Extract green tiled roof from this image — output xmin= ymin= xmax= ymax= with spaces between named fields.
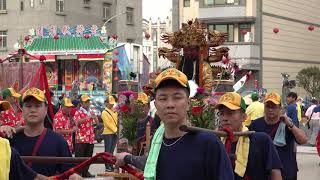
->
xmin=26 ymin=36 xmax=108 ymax=52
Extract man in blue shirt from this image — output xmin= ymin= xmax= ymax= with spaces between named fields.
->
xmin=286 ymin=92 xmax=299 ymax=126
xmin=217 ymin=92 xmax=282 ymax=180
xmin=9 ymin=88 xmax=82 ymax=179
xmin=250 ymin=92 xmax=307 ymax=180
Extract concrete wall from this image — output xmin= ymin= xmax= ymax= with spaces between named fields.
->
xmin=0 ymin=0 xmax=142 ymax=58
xmin=262 ymin=0 xmax=320 ymax=96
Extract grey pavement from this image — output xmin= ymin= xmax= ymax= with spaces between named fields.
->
xmin=85 ymin=143 xmax=320 ymax=179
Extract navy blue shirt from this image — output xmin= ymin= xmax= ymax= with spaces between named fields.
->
xmin=286 ymin=103 xmax=299 ymax=126
xmin=156 ymin=131 xmax=234 ymax=180
xmin=11 ymin=129 xmax=73 ymax=176
xmin=249 ymin=117 xmax=298 ymax=179
xmin=10 ymin=147 xmax=37 ymax=180
xmin=231 ymin=132 xmax=282 ymax=180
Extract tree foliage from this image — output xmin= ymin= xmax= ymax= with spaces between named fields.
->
xmin=296 ymin=67 xmax=320 ymax=98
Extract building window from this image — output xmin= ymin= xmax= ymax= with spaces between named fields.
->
xmin=204 ymin=0 xmax=239 ymax=6
xmin=0 ymin=31 xmax=7 ymax=48
xmin=239 ymin=24 xmax=251 ymax=42
xmin=127 ymin=39 xmax=134 ymax=43
xmin=184 ymin=0 xmax=190 ymax=7
xmin=126 ymin=7 xmax=134 ymax=25
xmin=208 ymin=24 xmax=234 ymax=42
xmin=152 ymin=29 xmax=157 ymax=46
xmin=103 ymin=3 xmax=111 ymax=20
xmin=0 ymin=0 xmax=6 ymax=10
xmin=83 ymin=0 xmax=90 ymax=4
xmin=56 ymin=0 xmax=64 ymax=12
xmin=20 ymin=1 xmax=24 ymax=11
xmin=205 ymin=0 xmax=214 ymax=6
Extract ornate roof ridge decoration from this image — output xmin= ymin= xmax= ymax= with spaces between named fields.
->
xmin=161 ymin=19 xmax=227 ymax=48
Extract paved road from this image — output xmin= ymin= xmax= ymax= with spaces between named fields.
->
xmin=85 ymin=144 xmax=320 ymax=179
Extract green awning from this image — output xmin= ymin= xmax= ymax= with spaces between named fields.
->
xmin=25 ymin=36 xmax=108 ymax=52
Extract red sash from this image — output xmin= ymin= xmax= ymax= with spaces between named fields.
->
xmin=269 ymin=121 xmax=281 ymax=138
xmin=28 ymin=128 xmax=47 ymax=167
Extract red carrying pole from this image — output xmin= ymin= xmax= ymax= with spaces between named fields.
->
xmin=40 ymin=61 xmax=54 ymax=120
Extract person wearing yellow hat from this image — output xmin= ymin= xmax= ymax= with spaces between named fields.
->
xmin=249 ymin=91 xmax=308 ymax=180
xmin=116 ymin=68 xmax=234 ymax=179
xmin=216 ymin=92 xmax=282 ymax=179
xmin=9 ymin=87 xmax=82 ymax=179
xmin=101 ymin=95 xmax=118 ymax=172
xmin=244 ymin=92 xmax=264 ymax=126
xmin=0 ymin=88 xmax=22 ymax=127
xmin=73 ymin=94 xmax=99 ymax=177
xmin=53 ymin=97 xmax=77 ymax=152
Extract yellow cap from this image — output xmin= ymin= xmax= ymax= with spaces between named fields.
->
xmin=0 ymin=101 xmax=12 ymax=111
xmin=61 ymin=97 xmax=74 ymax=107
xmin=80 ymin=94 xmax=90 ymax=102
xmin=154 ymin=68 xmax=188 ymax=89
xmin=22 ymin=88 xmax=46 ymax=102
xmin=216 ymin=92 xmax=246 ymax=111
xmin=137 ymin=92 xmax=148 ymax=104
xmin=264 ymin=92 xmax=281 ymax=105
xmin=108 ymin=95 xmax=116 ymax=105
xmin=2 ymin=88 xmax=21 ymax=99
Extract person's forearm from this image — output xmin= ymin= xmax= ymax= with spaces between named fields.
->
xmin=124 ymin=155 xmax=147 ymax=171
xmin=271 ymin=169 xmax=282 ymax=180
xmin=290 ymin=125 xmax=308 ymax=144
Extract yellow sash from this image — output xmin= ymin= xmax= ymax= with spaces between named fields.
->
xmin=222 ymin=126 xmax=250 ymax=177
xmin=0 ymin=137 xmax=11 ymax=180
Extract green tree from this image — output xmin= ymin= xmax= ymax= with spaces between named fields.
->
xmin=296 ymin=67 xmax=320 ymax=98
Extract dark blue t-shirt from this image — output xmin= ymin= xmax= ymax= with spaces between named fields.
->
xmin=231 ymin=132 xmax=282 ymax=180
xmin=286 ymin=103 xmax=299 ymax=126
xmin=10 ymin=147 xmax=37 ymax=180
xmin=11 ymin=129 xmax=73 ymax=176
xmin=249 ymin=117 xmax=298 ymax=179
xmin=156 ymin=131 xmax=234 ymax=180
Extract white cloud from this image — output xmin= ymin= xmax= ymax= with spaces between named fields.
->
xmin=143 ymin=0 xmax=172 ymax=21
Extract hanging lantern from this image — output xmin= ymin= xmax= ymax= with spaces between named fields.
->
xmin=113 ymin=58 xmax=119 ymax=63
xmin=113 ymin=67 xmax=119 ymax=72
xmin=240 ymin=29 xmax=247 ymax=35
xmin=308 ymin=25 xmax=315 ymax=31
xmin=273 ymin=28 xmax=279 ymax=34
xmin=145 ymin=32 xmax=150 ymax=40
xmin=54 ymin=35 xmax=59 ymax=40
xmin=39 ymin=55 xmax=46 ymax=61
xmin=112 ymin=34 xmax=118 ymax=40
xmin=84 ymin=34 xmax=91 ymax=39
xmin=24 ymin=36 xmax=30 ymax=42
xmin=113 ymin=50 xmax=119 ymax=55
xmin=114 ymin=76 xmax=119 ymax=81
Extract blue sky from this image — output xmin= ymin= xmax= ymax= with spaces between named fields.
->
xmin=143 ymin=0 xmax=172 ymax=20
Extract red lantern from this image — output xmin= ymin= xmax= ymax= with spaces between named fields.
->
xmin=113 ymin=67 xmax=119 ymax=72
xmin=84 ymin=34 xmax=90 ymax=39
xmin=112 ymin=34 xmax=118 ymax=40
xmin=113 ymin=50 xmax=119 ymax=56
xmin=145 ymin=32 xmax=150 ymax=39
xmin=24 ymin=36 xmax=30 ymax=42
xmin=114 ymin=76 xmax=119 ymax=81
xmin=54 ymin=35 xmax=59 ymax=40
xmin=113 ymin=58 xmax=119 ymax=63
xmin=273 ymin=28 xmax=279 ymax=34
xmin=240 ymin=29 xmax=247 ymax=35
xmin=308 ymin=25 xmax=315 ymax=31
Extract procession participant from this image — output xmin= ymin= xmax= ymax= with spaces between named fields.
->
xmin=143 ymin=68 xmax=233 ymax=180
xmin=244 ymin=92 xmax=264 ymax=126
xmin=1 ymin=87 xmax=22 ymax=127
xmin=305 ymin=99 xmax=320 ymax=146
xmin=73 ymin=94 xmax=99 ymax=178
xmin=101 ymin=95 xmax=118 ymax=172
xmin=286 ymin=92 xmax=299 ymax=126
xmin=250 ymin=92 xmax=308 ymax=180
xmin=53 ymin=97 xmax=77 ymax=152
xmin=217 ymin=92 xmax=282 ymax=180
xmin=10 ymin=87 xmax=81 ymax=179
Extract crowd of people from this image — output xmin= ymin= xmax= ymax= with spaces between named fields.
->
xmin=0 ymin=67 xmax=319 ymax=179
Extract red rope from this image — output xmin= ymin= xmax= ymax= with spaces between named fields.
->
xmin=222 ymin=127 xmax=234 ymax=154
xmin=50 ymin=152 xmax=144 ymax=180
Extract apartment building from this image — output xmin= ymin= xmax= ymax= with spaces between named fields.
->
xmin=173 ymin=0 xmax=320 ymax=95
